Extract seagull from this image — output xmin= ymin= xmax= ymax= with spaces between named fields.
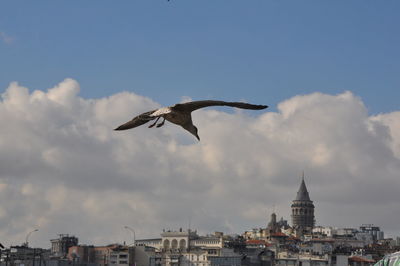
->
xmin=114 ymin=100 xmax=268 ymax=141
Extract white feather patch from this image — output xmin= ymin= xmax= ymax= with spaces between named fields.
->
xmin=150 ymin=107 xmax=171 ymax=117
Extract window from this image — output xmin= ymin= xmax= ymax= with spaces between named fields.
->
xmin=163 ymin=239 xmax=170 ymax=250
xmin=179 ymin=239 xmax=186 ymax=249
xmin=208 ymin=250 xmax=217 ymax=255
xmin=171 ymin=239 xmax=178 ymax=249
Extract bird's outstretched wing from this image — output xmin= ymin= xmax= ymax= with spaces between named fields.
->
xmin=114 ymin=110 xmax=157 ymax=130
xmin=172 ymin=100 xmax=268 ymax=113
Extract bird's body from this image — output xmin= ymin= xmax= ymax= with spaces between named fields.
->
xmin=115 ymin=100 xmax=268 ymax=140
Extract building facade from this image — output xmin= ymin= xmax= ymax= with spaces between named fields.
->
xmin=50 ymin=234 xmax=79 ymax=258
xmin=136 ymin=229 xmax=225 ymax=265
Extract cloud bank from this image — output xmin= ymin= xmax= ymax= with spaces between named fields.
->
xmin=1 ymin=79 xmax=399 ymax=247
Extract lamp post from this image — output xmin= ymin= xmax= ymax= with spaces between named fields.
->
xmin=123 ymin=226 xmax=136 ymax=266
xmin=24 ymin=229 xmax=38 ymax=266
xmin=25 ymin=229 xmax=39 ymax=247
xmin=123 ymin=226 xmax=136 ymax=246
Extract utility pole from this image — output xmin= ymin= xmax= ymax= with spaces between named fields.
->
xmin=39 ymin=250 xmax=43 ymax=266
xmin=5 ymin=249 xmax=9 ymax=266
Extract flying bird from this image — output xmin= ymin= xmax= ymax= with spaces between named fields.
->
xmin=114 ymin=100 xmax=268 ymax=140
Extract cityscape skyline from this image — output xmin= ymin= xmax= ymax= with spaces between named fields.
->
xmin=2 ymin=222 xmax=393 ymax=266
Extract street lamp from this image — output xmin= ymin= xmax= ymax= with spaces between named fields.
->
xmin=123 ymin=226 xmax=137 ymax=266
xmin=25 ymin=229 xmax=39 ymax=247
xmin=24 ymin=229 xmax=38 ymax=266
xmin=123 ymin=226 xmax=136 ymax=246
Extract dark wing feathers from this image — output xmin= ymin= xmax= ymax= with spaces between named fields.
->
xmin=172 ymin=100 xmax=268 ymax=113
xmin=114 ymin=110 xmax=157 ymax=130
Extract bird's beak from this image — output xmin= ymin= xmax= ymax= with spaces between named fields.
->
xmin=196 ymin=134 xmax=200 ymax=141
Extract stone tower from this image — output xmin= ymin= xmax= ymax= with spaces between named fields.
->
xmin=291 ymin=174 xmax=315 ymax=236
xmin=267 ymin=212 xmax=279 ymax=234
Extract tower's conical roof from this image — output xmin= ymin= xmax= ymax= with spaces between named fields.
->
xmin=295 ymin=175 xmax=311 ymax=201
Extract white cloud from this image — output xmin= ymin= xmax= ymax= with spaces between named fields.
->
xmin=0 ymin=79 xmax=399 ymax=247
xmin=371 ymin=112 xmax=400 ymax=159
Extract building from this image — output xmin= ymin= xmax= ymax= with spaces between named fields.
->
xmin=108 ymin=246 xmax=134 ymax=266
xmin=50 ymin=234 xmax=78 ymax=258
xmin=312 ymin=226 xmax=334 ymax=238
xmin=267 ymin=213 xmax=280 ymax=235
xmin=67 ymin=244 xmax=139 ymax=266
xmin=161 ymin=229 xmax=191 ymax=252
xmin=291 ymin=175 xmax=315 ymax=237
xmin=67 ymin=245 xmax=95 ymax=263
xmin=275 ymin=251 xmax=330 ymax=266
xmin=359 ymin=224 xmax=384 ymax=242
xmin=0 ymin=246 xmax=51 ymax=266
xmin=136 ymin=229 xmax=225 ymax=265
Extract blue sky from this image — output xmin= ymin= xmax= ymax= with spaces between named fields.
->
xmin=1 ymin=0 xmax=399 ymax=113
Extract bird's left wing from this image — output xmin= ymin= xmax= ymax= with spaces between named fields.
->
xmin=172 ymin=100 xmax=268 ymax=112
xmin=114 ymin=110 xmax=157 ymax=130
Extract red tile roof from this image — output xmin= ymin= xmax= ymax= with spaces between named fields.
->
xmin=349 ymin=256 xmax=375 ymax=263
xmin=246 ymin=240 xmax=267 ymax=245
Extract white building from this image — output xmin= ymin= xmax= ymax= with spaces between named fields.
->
xmin=312 ymin=226 xmax=334 ymax=237
xmin=334 ymin=228 xmax=357 ymax=237
xmin=137 ymin=229 xmax=224 ymax=266
xmin=276 ymin=251 xmax=330 ymax=266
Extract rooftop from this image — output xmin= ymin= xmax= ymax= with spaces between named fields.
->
xmin=295 ymin=176 xmax=311 ymax=201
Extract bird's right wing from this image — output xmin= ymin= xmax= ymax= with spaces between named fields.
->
xmin=173 ymin=100 xmax=268 ymax=112
xmin=114 ymin=110 xmax=156 ymax=130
